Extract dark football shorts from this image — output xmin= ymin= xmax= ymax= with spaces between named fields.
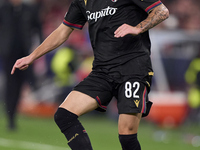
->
xmin=73 ymin=72 xmax=152 ymax=117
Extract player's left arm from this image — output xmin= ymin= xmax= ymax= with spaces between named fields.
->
xmin=114 ymin=3 xmax=169 ymax=38
xmin=137 ymin=3 xmax=169 ymax=33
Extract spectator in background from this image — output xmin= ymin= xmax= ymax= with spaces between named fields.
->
xmin=185 ymin=51 xmax=200 ymax=123
xmin=50 ymin=46 xmax=77 ymax=104
xmin=163 ymin=0 xmax=200 ymax=30
xmin=0 ymin=0 xmax=43 ymax=130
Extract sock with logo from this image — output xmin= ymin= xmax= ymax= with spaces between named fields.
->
xmin=54 ymin=108 xmax=93 ymax=150
xmin=119 ymin=133 xmax=141 ymax=150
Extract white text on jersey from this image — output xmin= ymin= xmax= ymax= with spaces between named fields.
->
xmin=86 ymin=6 xmax=117 ymax=22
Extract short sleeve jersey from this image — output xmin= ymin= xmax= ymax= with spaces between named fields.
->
xmin=63 ymin=0 xmax=162 ymax=80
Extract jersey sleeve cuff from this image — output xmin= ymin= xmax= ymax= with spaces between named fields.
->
xmin=63 ymin=19 xmax=83 ymax=30
xmin=145 ymin=0 xmax=162 ymax=13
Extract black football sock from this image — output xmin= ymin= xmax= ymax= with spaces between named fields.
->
xmin=119 ymin=133 xmax=141 ymax=150
xmin=54 ymin=108 xmax=93 ymax=150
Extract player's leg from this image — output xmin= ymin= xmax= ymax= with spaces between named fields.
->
xmin=118 ymin=113 xmax=142 ymax=150
xmin=59 ymin=90 xmax=98 ymax=116
xmin=54 ymin=91 xmax=98 ymax=150
xmin=54 ymin=72 xmax=113 ymax=150
xmin=116 ymin=77 xmax=152 ymax=150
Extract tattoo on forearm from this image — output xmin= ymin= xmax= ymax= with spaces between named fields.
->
xmin=137 ymin=4 xmax=169 ymax=33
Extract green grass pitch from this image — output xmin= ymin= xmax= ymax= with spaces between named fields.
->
xmin=0 ymin=106 xmax=199 ymax=150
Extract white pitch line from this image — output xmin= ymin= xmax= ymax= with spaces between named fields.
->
xmin=0 ymin=138 xmax=69 ymax=150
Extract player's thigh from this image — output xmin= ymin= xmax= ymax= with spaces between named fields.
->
xmin=116 ymin=78 xmax=149 ymax=115
xmin=59 ymin=91 xmax=98 ymax=116
xmin=118 ymin=113 xmax=142 ymax=135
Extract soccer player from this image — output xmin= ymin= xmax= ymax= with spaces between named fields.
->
xmin=11 ymin=0 xmax=169 ymax=149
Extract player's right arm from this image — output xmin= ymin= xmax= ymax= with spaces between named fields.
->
xmin=11 ymin=23 xmax=74 ymax=75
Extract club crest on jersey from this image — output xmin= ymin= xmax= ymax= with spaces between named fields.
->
xmin=111 ymin=0 xmax=117 ymax=2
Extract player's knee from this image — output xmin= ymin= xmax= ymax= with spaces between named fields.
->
xmin=54 ymin=107 xmax=78 ymax=133
xmin=126 ymin=126 xmax=134 ymax=132
xmin=119 ymin=125 xmax=137 ymax=135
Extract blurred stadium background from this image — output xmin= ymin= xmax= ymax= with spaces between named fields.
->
xmin=0 ymin=0 xmax=200 ymax=149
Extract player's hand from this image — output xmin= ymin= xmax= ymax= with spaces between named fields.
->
xmin=11 ymin=56 xmax=32 ymax=75
xmin=114 ymin=24 xmax=142 ymax=38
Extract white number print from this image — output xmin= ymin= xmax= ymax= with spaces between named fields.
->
xmin=125 ymin=82 xmax=140 ymax=98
